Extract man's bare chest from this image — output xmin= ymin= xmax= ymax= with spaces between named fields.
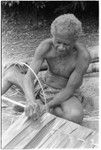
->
xmin=46 ymin=54 xmax=77 ymax=78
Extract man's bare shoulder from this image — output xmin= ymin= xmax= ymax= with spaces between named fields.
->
xmin=75 ymin=41 xmax=90 ymax=73
xmin=38 ymin=38 xmax=53 ymax=51
xmin=41 ymin=38 xmax=53 ymax=45
xmin=35 ymin=38 xmax=53 ymax=57
xmin=75 ymin=42 xmax=90 ymax=60
xmin=75 ymin=41 xmax=90 ymax=61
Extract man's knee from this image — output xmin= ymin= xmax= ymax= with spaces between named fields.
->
xmin=66 ymin=108 xmax=84 ymax=124
xmin=52 ymin=105 xmax=83 ymax=124
xmin=52 ymin=106 xmax=63 ymax=117
xmin=62 ymin=98 xmax=84 ymax=124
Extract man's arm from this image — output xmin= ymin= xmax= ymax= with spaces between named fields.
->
xmin=24 ymin=39 xmax=51 ymax=105
xmin=48 ymin=43 xmax=90 ymax=108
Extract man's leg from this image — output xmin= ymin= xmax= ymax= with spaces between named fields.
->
xmin=2 ymin=77 xmax=13 ymax=95
xmin=2 ymin=65 xmax=26 ymax=111
xmin=52 ymin=96 xmax=84 ymax=124
xmin=2 ymin=65 xmax=25 ymax=95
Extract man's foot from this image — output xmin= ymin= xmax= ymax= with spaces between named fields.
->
xmin=13 ymin=105 xmax=24 ymax=112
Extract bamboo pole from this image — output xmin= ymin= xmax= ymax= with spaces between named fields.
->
xmin=2 ymin=96 xmax=25 ymax=108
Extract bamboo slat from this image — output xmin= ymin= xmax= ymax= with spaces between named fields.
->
xmin=2 ymin=113 xmax=55 ymax=149
xmin=51 ymin=133 xmax=68 ymax=148
xmin=36 ymin=117 xmax=66 ymax=148
xmin=2 ymin=113 xmax=27 ymax=148
xmin=14 ymin=116 xmax=55 ymax=149
xmin=85 ymin=131 xmax=99 ymax=147
xmin=90 ymin=132 xmax=99 ymax=146
xmin=24 ymin=117 xmax=66 ymax=149
xmin=57 ymin=135 xmax=80 ymax=148
xmin=57 ymin=135 xmax=71 ymax=148
xmin=4 ymin=115 xmax=54 ymax=149
xmin=87 ymin=62 xmax=99 ymax=73
xmin=2 ymin=112 xmax=98 ymax=149
xmin=78 ymin=139 xmax=95 ymax=148
xmin=40 ymin=129 xmax=60 ymax=148
xmin=59 ymin=119 xmax=80 ymax=134
xmin=72 ymin=139 xmax=84 ymax=148
xmin=70 ymin=125 xmax=94 ymax=140
xmin=37 ymin=118 xmax=80 ymax=149
xmin=24 ymin=119 xmax=57 ymax=149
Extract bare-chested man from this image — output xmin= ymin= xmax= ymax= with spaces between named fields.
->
xmin=2 ymin=14 xmax=90 ymax=124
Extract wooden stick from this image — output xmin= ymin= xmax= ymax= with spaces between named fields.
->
xmin=84 ymin=72 xmax=99 ymax=78
xmin=90 ymin=58 xmax=99 ymax=63
xmin=2 ymin=96 xmax=25 ymax=108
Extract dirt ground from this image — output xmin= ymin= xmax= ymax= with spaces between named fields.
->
xmin=1 ymin=15 xmax=99 ymax=134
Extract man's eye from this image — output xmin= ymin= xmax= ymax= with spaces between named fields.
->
xmin=63 ymin=43 xmax=68 ymax=46
xmin=65 ymin=44 xmax=70 ymax=47
xmin=57 ymin=42 xmax=61 ymax=44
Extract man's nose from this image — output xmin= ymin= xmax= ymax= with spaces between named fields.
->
xmin=59 ymin=44 xmax=65 ymax=50
xmin=60 ymin=44 xmax=63 ymax=48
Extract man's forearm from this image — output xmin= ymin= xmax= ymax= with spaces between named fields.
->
xmin=48 ymin=87 xmax=74 ymax=108
xmin=23 ymin=74 xmax=36 ymax=104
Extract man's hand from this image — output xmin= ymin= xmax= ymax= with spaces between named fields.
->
xmin=25 ymin=102 xmax=41 ymax=120
xmin=46 ymin=103 xmax=54 ymax=114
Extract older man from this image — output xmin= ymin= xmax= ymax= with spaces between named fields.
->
xmin=2 ymin=14 xmax=90 ymax=124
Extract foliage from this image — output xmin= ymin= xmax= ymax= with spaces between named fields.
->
xmin=1 ymin=1 xmax=47 ymax=9
xmin=1 ymin=1 xmax=98 ymax=28
xmin=32 ymin=1 xmax=47 ymax=9
xmin=1 ymin=1 xmax=20 ymax=7
xmin=54 ymin=1 xmax=86 ymax=15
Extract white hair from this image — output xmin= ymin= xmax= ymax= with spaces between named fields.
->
xmin=51 ymin=14 xmax=82 ymax=40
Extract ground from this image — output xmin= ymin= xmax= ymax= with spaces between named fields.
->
xmin=2 ymin=14 xmax=99 ymax=134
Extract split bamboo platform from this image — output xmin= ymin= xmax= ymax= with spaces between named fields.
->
xmin=2 ymin=112 xmax=98 ymax=149
xmin=2 ymin=52 xmax=99 ymax=149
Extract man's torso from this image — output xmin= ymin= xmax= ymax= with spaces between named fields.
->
xmin=43 ymin=40 xmax=78 ymax=89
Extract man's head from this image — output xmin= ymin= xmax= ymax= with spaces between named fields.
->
xmin=51 ymin=14 xmax=82 ymax=53
xmin=51 ymin=14 xmax=82 ymax=41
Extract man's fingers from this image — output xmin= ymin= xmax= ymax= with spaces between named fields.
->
xmin=25 ymin=103 xmax=45 ymax=119
xmin=29 ymin=107 xmax=34 ymax=117
xmin=32 ymin=112 xmax=40 ymax=121
xmin=25 ymin=107 xmax=30 ymax=117
xmin=25 ymin=106 xmax=34 ymax=117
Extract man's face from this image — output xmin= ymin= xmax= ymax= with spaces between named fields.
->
xmin=53 ymin=35 xmax=74 ymax=54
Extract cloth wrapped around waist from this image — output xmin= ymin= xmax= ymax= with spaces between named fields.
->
xmin=34 ymin=71 xmax=84 ymax=104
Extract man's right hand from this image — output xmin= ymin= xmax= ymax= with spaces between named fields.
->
xmin=24 ymin=102 xmax=41 ymax=120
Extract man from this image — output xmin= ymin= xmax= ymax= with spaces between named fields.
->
xmin=2 ymin=14 xmax=90 ymax=124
